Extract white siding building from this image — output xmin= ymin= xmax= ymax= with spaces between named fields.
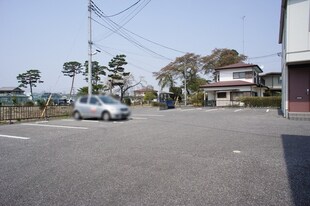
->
xmin=279 ymin=0 xmax=310 ymax=117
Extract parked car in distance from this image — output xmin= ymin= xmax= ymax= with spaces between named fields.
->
xmin=73 ymin=95 xmax=131 ymax=121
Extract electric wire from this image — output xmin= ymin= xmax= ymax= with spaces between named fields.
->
xmin=94 ymin=44 xmax=154 ymax=74
xmin=92 ymin=0 xmax=151 ymax=41
xmin=91 ymin=17 xmax=173 ymax=61
xmin=91 ymin=1 xmax=185 ymax=55
xmin=248 ymin=52 xmax=281 ymax=60
xmin=91 ymin=0 xmax=141 ymax=18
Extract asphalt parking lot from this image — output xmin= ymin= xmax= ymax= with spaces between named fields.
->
xmin=0 ymin=107 xmax=309 ymax=206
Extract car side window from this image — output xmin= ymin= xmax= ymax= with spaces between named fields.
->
xmin=90 ymin=97 xmax=99 ymax=105
xmin=80 ymin=97 xmax=88 ymax=104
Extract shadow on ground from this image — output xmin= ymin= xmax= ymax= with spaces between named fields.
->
xmin=282 ymin=134 xmax=310 ymax=205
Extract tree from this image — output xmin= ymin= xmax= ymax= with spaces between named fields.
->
xmin=17 ymin=69 xmax=43 ymax=99
xmin=107 ymin=54 xmax=129 ymax=88
xmin=62 ymin=61 xmax=83 ymax=97
xmin=153 ymin=53 xmax=205 ymax=94
xmin=107 ymin=55 xmax=141 ymax=102
xmin=201 ymin=48 xmax=247 ymax=74
xmin=83 ymin=61 xmax=107 ymax=94
xmin=144 ymin=91 xmax=157 ymax=103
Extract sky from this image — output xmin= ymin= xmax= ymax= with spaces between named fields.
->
xmin=0 ymin=0 xmax=282 ymax=94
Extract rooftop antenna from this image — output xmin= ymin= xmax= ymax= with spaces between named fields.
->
xmin=242 ymin=16 xmax=246 ymax=55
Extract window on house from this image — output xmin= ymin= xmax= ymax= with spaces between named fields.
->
xmin=233 ymin=71 xmax=253 ymax=79
xmin=231 ymin=92 xmax=242 ymax=100
xmin=217 ymin=92 xmax=227 ymax=98
xmin=214 ymin=72 xmax=220 ymax=82
xmin=278 ymin=76 xmax=282 ymax=84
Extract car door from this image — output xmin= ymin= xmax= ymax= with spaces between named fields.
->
xmin=77 ymin=96 xmax=90 ymax=118
xmin=89 ymin=96 xmax=102 ymax=118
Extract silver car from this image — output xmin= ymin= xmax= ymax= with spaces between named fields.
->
xmin=73 ymin=95 xmax=131 ymax=121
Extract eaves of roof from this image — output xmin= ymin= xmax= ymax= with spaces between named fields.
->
xmin=215 ymin=62 xmax=263 ymax=73
xmin=279 ymin=0 xmax=287 ymax=44
xmin=200 ymin=80 xmax=257 ymax=88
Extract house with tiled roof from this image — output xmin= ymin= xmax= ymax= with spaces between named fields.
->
xmin=200 ymin=62 xmax=267 ymax=106
xmin=259 ymin=72 xmax=282 ymax=96
xmin=133 ymin=88 xmax=158 ymax=98
xmin=0 ymin=87 xmax=29 ymax=105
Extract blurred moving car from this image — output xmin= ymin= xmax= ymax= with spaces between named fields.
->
xmin=73 ymin=95 xmax=131 ymax=121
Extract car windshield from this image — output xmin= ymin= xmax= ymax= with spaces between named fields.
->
xmin=99 ymin=96 xmax=119 ymax=104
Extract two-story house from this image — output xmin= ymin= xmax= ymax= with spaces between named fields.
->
xmin=200 ymin=62 xmax=266 ymax=106
xmin=279 ymin=0 xmax=310 ymax=118
xmin=0 ymin=87 xmax=29 ymax=105
xmin=260 ymin=72 xmax=282 ymax=96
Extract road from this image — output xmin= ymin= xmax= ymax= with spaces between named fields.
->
xmin=0 ymin=107 xmax=309 ymax=206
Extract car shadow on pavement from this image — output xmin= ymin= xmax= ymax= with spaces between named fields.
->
xmin=282 ymin=134 xmax=310 ymax=205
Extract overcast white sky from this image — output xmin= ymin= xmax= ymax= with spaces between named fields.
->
xmin=0 ymin=0 xmax=282 ymax=94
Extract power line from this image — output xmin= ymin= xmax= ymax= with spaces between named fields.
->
xmin=91 ymin=1 xmax=186 ymax=55
xmin=91 ymin=0 xmax=142 ymax=18
xmin=91 ymin=17 xmax=173 ymax=61
xmin=93 ymin=44 xmax=154 ymax=74
xmin=93 ymin=0 xmax=151 ymax=41
xmin=248 ymin=52 xmax=281 ymax=60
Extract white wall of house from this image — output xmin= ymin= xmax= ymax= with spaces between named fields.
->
xmin=263 ymin=76 xmax=282 ymax=89
xmin=280 ymin=0 xmax=310 ymax=117
xmin=219 ymin=68 xmax=255 ymax=83
xmin=208 ymin=92 xmax=215 ymax=100
xmin=286 ymin=0 xmax=310 ymax=63
xmin=216 ymin=91 xmax=230 ymax=106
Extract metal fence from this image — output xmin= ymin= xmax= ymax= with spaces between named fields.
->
xmin=0 ymin=106 xmax=73 ymax=123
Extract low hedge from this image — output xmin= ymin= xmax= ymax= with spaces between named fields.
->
xmin=240 ymin=96 xmax=281 ymax=108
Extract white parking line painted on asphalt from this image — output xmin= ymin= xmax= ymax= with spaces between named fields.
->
xmin=181 ymin=108 xmax=197 ymax=112
xmin=0 ymin=134 xmax=30 ymax=140
xmin=82 ymin=120 xmax=100 ymax=123
xmin=21 ymin=123 xmax=88 ymax=130
xmin=62 ymin=119 xmax=100 ymax=123
xmin=266 ymin=109 xmax=270 ymax=112
xmin=133 ymin=114 xmax=164 ymax=117
xmin=233 ymin=150 xmax=241 ymax=154
xmin=131 ymin=117 xmax=148 ymax=120
xmin=234 ymin=109 xmax=243 ymax=112
xmin=36 ymin=121 xmax=49 ymax=124
xmin=205 ymin=109 xmax=219 ymax=112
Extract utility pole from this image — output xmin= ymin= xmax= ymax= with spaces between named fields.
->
xmin=88 ymin=0 xmax=93 ymax=95
xmin=184 ymin=67 xmax=187 ymax=106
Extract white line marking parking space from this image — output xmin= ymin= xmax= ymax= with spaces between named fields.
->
xmin=0 ymin=134 xmax=30 ymax=140
xmin=133 ymin=114 xmax=164 ymax=117
xmin=131 ymin=117 xmax=148 ymax=120
xmin=21 ymin=123 xmax=88 ymax=130
xmin=234 ymin=109 xmax=243 ymax=113
xmin=205 ymin=109 xmax=219 ymax=112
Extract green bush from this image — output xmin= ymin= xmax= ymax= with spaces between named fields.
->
xmin=123 ymin=97 xmax=131 ymax=106
xmin=240 ymin=96 xmax=281 ymax=108
xmin=190 ymin=92 xmax=205 ymax=106
xmin=24 ymin=101 xmax=35 ymax=106
xmin=151 ymin=102 xmax=166 ymax=108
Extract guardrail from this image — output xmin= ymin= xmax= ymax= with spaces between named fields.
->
xmin=0 ymin=106 xmax=73 ymax=123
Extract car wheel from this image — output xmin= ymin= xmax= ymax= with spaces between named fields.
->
xmin=73 ymin=111 xmax=82 ymax=120
xmin=102 ymin=111 xmax=111 ymax=121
